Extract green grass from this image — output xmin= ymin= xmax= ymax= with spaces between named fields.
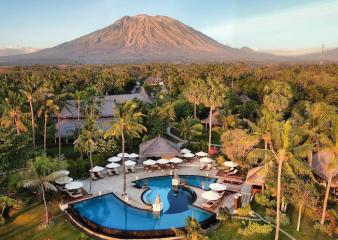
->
xmin=0 ymin=203 xmax=91 ymax=240
xmin=211 ymin=201 xmax=333 ymax=240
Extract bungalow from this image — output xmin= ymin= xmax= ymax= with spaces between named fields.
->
xmin=201 ymin=111 xmax=223 ymax=127
xmin=311 ymin=151 xmax=338 ymax=197
xmin=56 ymin=87 xmax=152 ymax=139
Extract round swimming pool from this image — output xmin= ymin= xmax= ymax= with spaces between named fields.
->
xmin=68 ymin=175 xmax=217 ymax=238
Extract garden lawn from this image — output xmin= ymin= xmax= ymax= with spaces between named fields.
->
xmin=0 ymin=203 xmax=90 ymax=240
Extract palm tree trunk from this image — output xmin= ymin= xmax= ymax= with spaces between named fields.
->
xmin=58 ymin=115 xmax=62 ymax=159
xmin=89 ymin=147 xmax=93 ymax=194
xmin=264 ymin=140 xmax=268 ymax=163
xmin=275 ymin=158 xmax=283 ymax=240
xmin=29 ymin=98 xmax=35 ymax=148
xmin=307 ymin=151 xmax=313 ymax=166
xmin=297 ymin=203 xmax=303 ymax=231
xmin=41 ymin=184 xmax=49 ymax=225
xmin=208 ymin=107 xmax=213 ymax=152
xmin=193 ymin=100 xmax=197 ymax=119
xmin=122 ymin=130 xmax=126 ymax=195
xmin=77 ymin=99 xmax=80 ymax=135
xmin=44 ymin=113 xmax=48 ymax=154
xmin=320 ymin=172 xmax=333 ymax=225
xmin=14 ymin=117 xmax=20 ymax=134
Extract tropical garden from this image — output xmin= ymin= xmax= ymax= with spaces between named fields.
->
xmin=0 ymin=63 xmax=337 ymax=240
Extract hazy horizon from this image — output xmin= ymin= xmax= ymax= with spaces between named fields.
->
xmin=1 ymin=0 xmax=337 ymax=54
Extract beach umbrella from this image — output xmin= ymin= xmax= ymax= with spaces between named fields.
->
xmin=143 ymin=159 xmax=157 ymax=166
xmin=201 ymin=191 xmax=221 ymax=201
xmin=54 ymin=170 xmax=70 ymax=176
xmin=224 ymin=161 xmax=238 ymax=168
xmin=195 ymin=151 xmax=208 ymax=157
xmin=170 ymin=157 xmax=183 ymax=164
xmin=209 ymin=183 xmax=227 ymax=191
xmin=125 ymin=160 xmax=136 ymax=166
xmin=129 ymin=153 xmax=139 ymax=158
xmin=181 ymin=148 xmax=191 ymax=154
xmin=183 ymin=152 xmax=195 ymax=158
xmin=65 ymin=181 xmax=83 ymax=190
xmin=106 ymin=162 xmax=120 ymax=169
xmin=55 ymin=176 xmax=73 ymax=185
xmin=89 ymin=166 xmax=104 ymax=172
xmin=108 ymin=156 xmax=121 ymax=162
xmin=117 ymin=152 xmax=130 ymax=158
xmin=157 ymin=159 xmax=169 ymax=165
xmin=200 ymin=157 xmax=213 ymax=163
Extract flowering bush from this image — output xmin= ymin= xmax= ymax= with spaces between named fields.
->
xmin=236 ymin=204 xmax=253 ymax=217
xmin=238 ymin=221 xmax=272 ymax=236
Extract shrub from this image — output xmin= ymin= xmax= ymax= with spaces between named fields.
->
xmin=236 ymin=204 xmax=253 ymax=217
xmin=218 ymin=207 xmax=231 ymax=221
xmin=254 ymin=193 xmax=276 ymax=207
xmin=264 ymin=208 xmax=290 ymax=226
xmin=238 ymin=221 xmax=273 ymax=236
xmin=314 ymin=222 xmax=332 ymax=236
xmin=215 ymin=156 xmax=225 ymax=167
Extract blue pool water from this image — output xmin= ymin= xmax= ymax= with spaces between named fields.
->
xmin=72 ymin=175 xmax=216 ymax=231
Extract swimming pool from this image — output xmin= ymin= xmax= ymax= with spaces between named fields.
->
xmin=69 ymin=175 xmax=217 ymax=238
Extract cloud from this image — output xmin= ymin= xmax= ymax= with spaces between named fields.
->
xmin=204 ymin=0 xmax=338 ymax=49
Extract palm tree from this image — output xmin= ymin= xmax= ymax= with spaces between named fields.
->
xmin=73 ymin=90 xmax=85 ymax=135
xmin=173 ymin=217 xmax=208 ymax=240
xmin=104 ymin=100 xmax=146 ymax=195
xmin=0 ymin=90 xmax=28 ymax=135
xmin=201 ymin=77 xmax=228 ymax=151
xmin=74 ymin=117 xmax=101 ymax=193
xmin=319 ymin=114 xmax=338 ymax=225
xmin=38 ymin=97 xmax=59 ymax=153
xmin=173 ymin=116 xmax=203 ymax=141
xmin=182 ymin=78 xmax=205 ymax=118
xmin=248 ymin=120 xmax=311 ymax=240
xmin=23 ymin=155 xmax=67 ymax=225
xmin=20 ymin=74 xmax=47 ymax=147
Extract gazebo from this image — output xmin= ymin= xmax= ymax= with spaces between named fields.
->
xmin=245 ymin=165 xmax=268 ymax=194
xmin=311 ymin=151 xmax=338 ymax=196
xmin=139 ymin=136 xmax=182 ymax=160
xmin=201 ymin=111 xmax=222 ymax=127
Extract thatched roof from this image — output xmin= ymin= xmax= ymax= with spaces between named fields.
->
xmin=60 ymin=87 xmax=152 ymax=119
xmin=245 ymin=165 xmax=268 ymax=186
xmin=139 ymin=136 xmax=182 ymax=159
xmin=201 ymin=111 xmax=222 ymax=126
xmin=312 ymin=151 xmax=338 ymax=187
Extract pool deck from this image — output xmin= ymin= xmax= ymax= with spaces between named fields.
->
xmin=78 ymin=160 xmax=219 ymax=210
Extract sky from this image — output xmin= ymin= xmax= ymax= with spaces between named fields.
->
xmin=0 ymin=0 xmax=337 ymax=53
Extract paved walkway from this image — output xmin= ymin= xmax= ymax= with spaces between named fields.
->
xmin=78 ymin=159 xmax=219 ymax=210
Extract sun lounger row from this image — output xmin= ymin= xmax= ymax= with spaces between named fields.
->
xmin=90 ymin=171 xmax=104 ymax=181
xmin=202 ymin=192 xmax=226 ymax=210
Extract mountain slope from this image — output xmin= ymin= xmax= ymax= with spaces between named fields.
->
xmin=0 ymin=14 xmax=284 ymax=64
xmin=299 ymin=48 xmax=338 ymax=62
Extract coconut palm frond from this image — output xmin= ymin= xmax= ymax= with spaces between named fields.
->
xmin=293 ymin=144 xmax=313 ymax=158
xmin=43 ymin=182 xmax=57 ymax=192
xmin=247 ymin=149 xmax=273 ymax=162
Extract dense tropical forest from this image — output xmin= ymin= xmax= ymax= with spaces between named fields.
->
xmin=0 ymin=63 xmax=337 ymax=240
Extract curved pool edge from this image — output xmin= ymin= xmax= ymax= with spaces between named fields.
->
xmin=65 ymin=191 xmax=218 ymax=239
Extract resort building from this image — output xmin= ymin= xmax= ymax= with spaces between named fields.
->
xmin=56 ymin=88 xmax=152 ymax=139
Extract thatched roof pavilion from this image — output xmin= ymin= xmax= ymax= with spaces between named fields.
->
xmin=139 ymin=136 xmax=182 ymax=160
xmin=245 ymin=165 xmax=267 ymax=187
xmin=201 ymin=111 xmax=222 ymax=126
xmin=312 ymin=151 xmax=338 ymax=188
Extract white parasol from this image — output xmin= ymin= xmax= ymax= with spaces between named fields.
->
xmin=54 ymin=170 xmax=70 ymax=176
xmin=65 ymin=181 xmax=83 ymax=190
xmin=224 ymin=161 xmax=238 ymax=168
xmin=181 ymin=148 xmax=191 ymax=154
xmin=200 ymin=157 xmax=213 ymax=163
xmin=125 ymin=160 xmax=136 ymax=166
xmin=108 ymin=156 xmax=121 ymax=162
xmin=183 ymin=152 xmax=195 ymax=158
xmin=195 ymin=151 xmax=208 ymax=157
xmin=117 ymin=152 xmax=130 ymax=158
xmin=89 ymin=166 xmax=104 ymax=172
xmin=170 ymin=157 xmax=183 ymax=164
xmin=143 ymin=159 xmax=157 ymax=166
xmin=209 ymin=183 xmax=227 ymax=191
xmin=106 ymin=162 xmax=120 ymax=169
xmin=157 ymin=159 xmax=169 ymax=165
xmin=201 ymin=191 xmax=221 ymax=201
xmin=129 ymin=153 xmax=139 ymax=158
xmin=55 ymin=176 xmax=73 ymax=185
